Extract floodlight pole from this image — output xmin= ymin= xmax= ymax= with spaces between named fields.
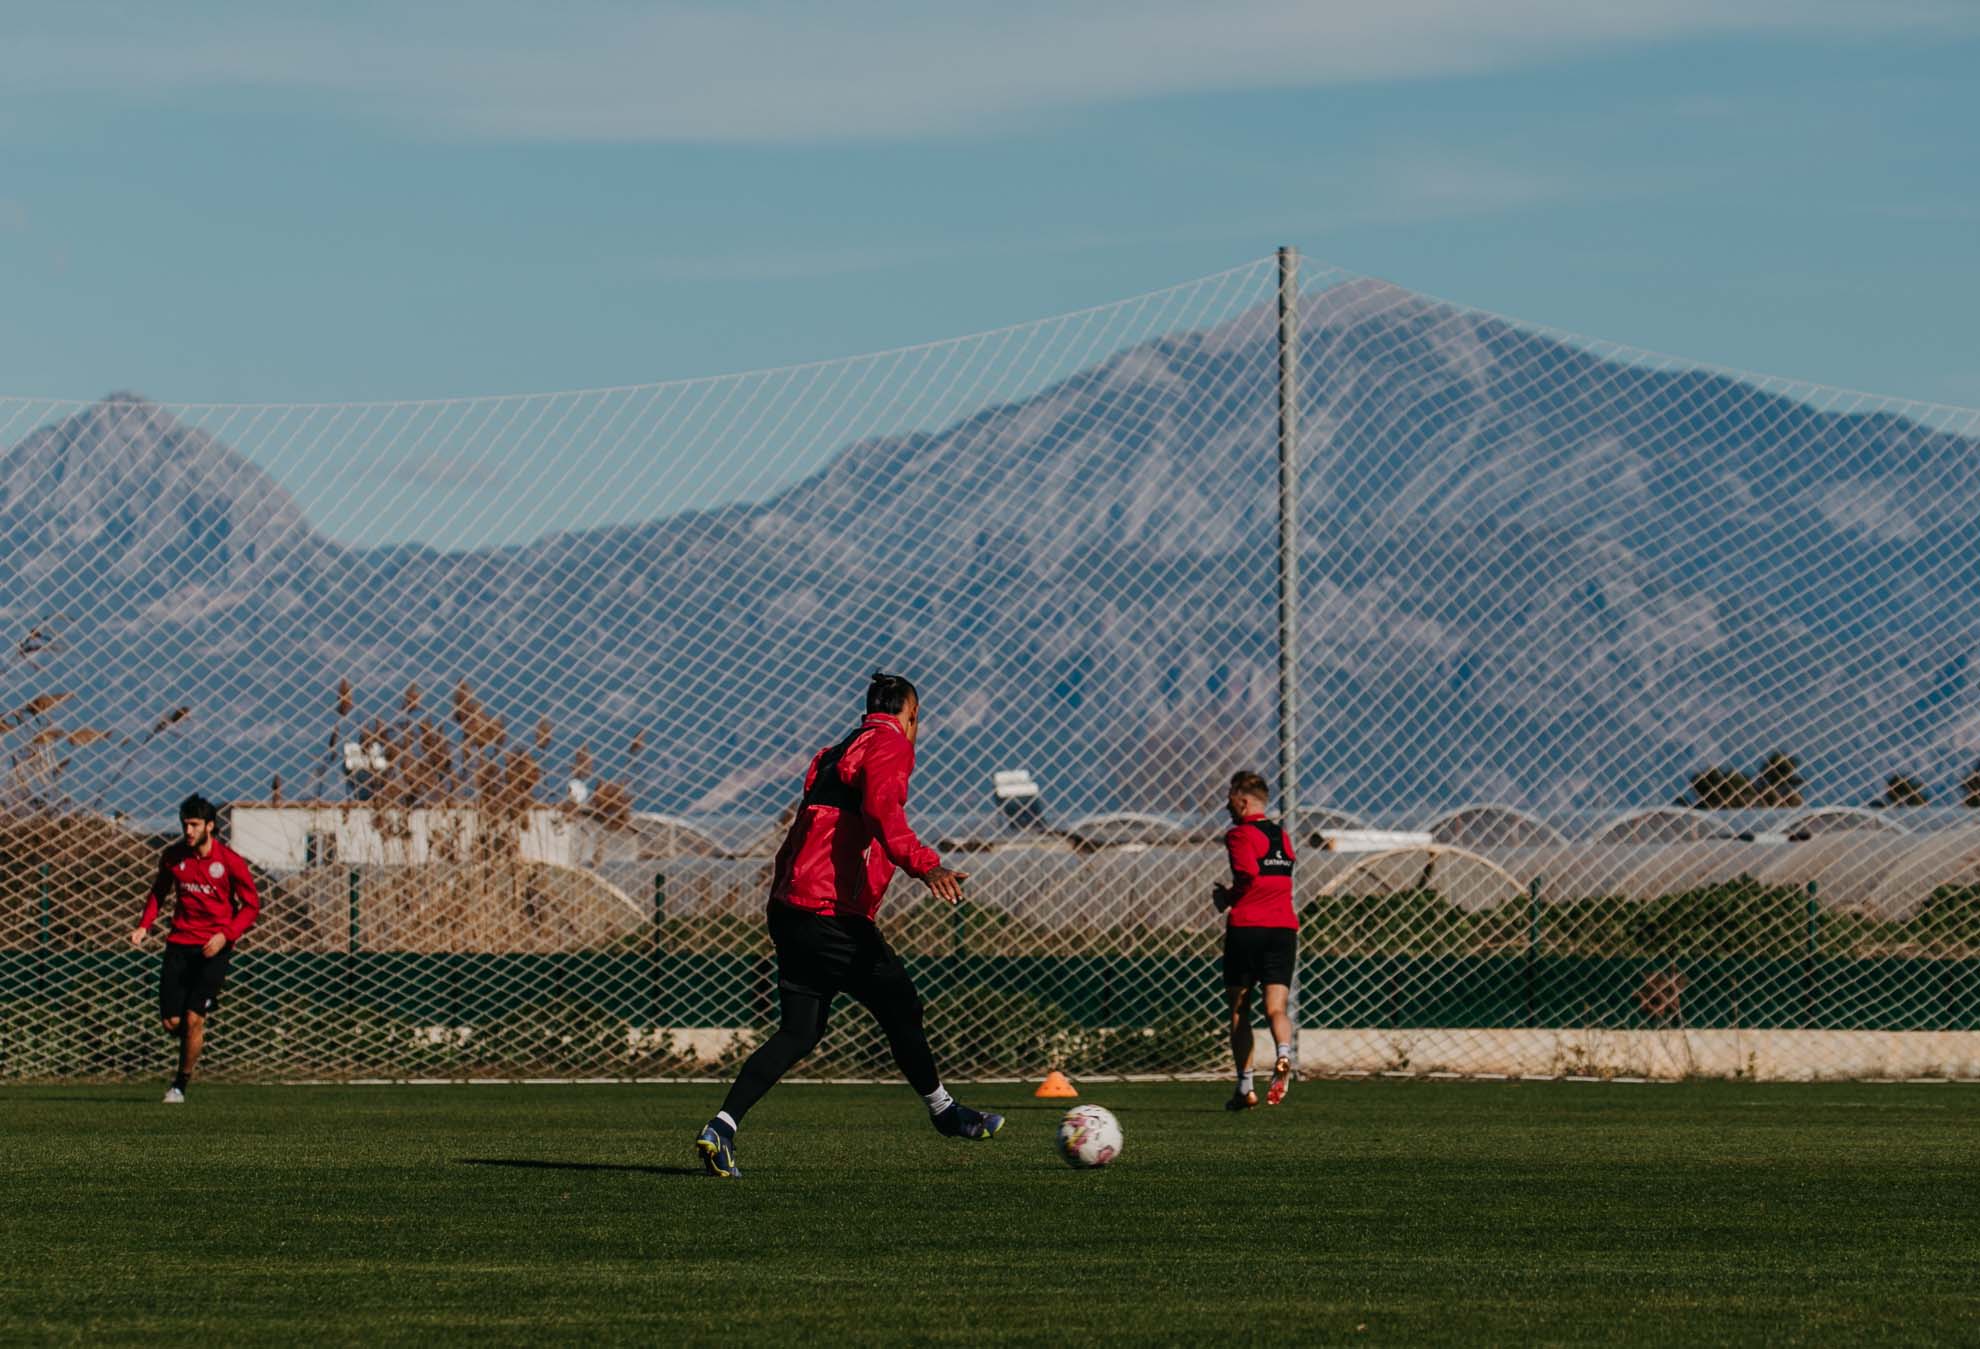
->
xmin=1276 ymin=247 xmax=1300 ymax=830
xmin=1275 ymin=247 xmax=1302 ymax=1068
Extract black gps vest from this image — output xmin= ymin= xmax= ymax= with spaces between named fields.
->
xmin=1244 ymin=819 xmax=1294 ymax=877
xmin=798 ymin=727 xmax=869 ymax=812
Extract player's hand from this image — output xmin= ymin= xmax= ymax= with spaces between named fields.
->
xmin=1211 ymin=884 xmax=1234 ymax=912
xmin=201 ymin=933 xmax=228 ymax=957
xmin=923 ymin=866 xmax=969 ymax=905
xmin=128 ymin=927 xmax=149 ymax=947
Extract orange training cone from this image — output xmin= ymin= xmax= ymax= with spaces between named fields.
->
xmin=1034 ymin=1070 xmax=1078 ymax=1099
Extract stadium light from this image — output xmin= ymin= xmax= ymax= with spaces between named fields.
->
xmin=992 ymin=769 xmax=1039 ymax=800
xmin=992 ymin=768 xmax=1044 ymax=830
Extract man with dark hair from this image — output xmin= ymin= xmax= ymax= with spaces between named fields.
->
xmin=128 ymin=794 xmax=260 ymax=1103
xmin=1212 ymin=770 xmax=1298 ymax=1110
xmin=696 ymin=672 xmax=1003 ymax=1177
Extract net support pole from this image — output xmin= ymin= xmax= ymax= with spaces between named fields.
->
xmin=1277 ymin=247 xmax=1301 ymax=1055
xmin=1276 ymin=246 xmax=1301 ymax=829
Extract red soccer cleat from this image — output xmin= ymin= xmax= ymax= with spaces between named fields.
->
xmin=1265 ymin=1056 xmax=1293 ymax=1106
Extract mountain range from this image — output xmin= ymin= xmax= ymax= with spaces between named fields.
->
xmin=5 ymin=280 xmax=1979 ymax=825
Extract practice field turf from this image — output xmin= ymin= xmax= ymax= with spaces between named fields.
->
xmin=2 ymin=1080 xmax=1975 ymax=1344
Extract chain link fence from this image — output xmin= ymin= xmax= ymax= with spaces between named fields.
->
xmin=3 ymin=256 xmax=1979 ymax=1081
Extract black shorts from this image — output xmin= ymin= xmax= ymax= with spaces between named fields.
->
xmin=159 ymin=944 xmax=231 ymax=1020
xmin=768 ymin=902 xmax=919 ymax=1008
xmin=1223 ymin=926 xmax=1296 ymax=990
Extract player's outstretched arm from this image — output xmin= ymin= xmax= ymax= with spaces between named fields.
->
xmin=923 ymin=865 xmax=969 ymax=905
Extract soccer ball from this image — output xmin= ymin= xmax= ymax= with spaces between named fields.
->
xmin=1056 ymin=1104 xmax=1123 ymax=1169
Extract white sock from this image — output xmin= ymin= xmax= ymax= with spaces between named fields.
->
xmin=715 ymin=1110 xmax=737 ymax=1134
xmin=1276 ymin=1044 xmax=1293 ymax=1065
xmin=1237 ymin=1071 xmax=1254 ymax=1095
xmin=922 ymin=1086 xmax=954 ymax=1116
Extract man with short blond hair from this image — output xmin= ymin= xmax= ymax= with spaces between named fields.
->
xmin=1213 ymin=769 xmax=1298 ymax=1109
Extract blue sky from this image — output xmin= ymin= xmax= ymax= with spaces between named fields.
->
xmin=0 ymin=1 xmax=1976 ymax=409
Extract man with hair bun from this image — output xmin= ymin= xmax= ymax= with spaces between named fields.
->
xmin=696 ymin=671 xmax=1003 ymax=1178
xmin=1213 ymin=769 xmax=1299 ymax=1110
xmin=128 ymin=794 xmax=260 ymax=1104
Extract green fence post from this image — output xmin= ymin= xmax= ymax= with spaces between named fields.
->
xmin=1523 ymin=876 xmax=1542 ymax=1028
xmin=950 ymin=892 xmax=969 ymax=1007
xmin=651 ymin=870 xmax=667 ymax=1025
xmin=347 ymin=865 xmax=361 ymax=1011
xmin=36 ymin=861 xmax=51 ymax=1000
xmin=1803 ymin=881 xmax=1819 ymax=1029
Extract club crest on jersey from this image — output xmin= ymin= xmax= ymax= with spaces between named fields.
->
xmin=209 ymin=861 xmax=226 ymax=879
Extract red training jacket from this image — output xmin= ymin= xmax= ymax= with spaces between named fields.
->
xmin=1224 ymin=814 xmax=1297 ymax=929
xmin=138 ymin=840 xmax=261 ymax=946
xmin=769 ymin=713 xmax=942 ymax=920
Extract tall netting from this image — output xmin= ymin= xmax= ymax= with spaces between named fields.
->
xmin=4 ymin=256 xmax=1980 ymax=1083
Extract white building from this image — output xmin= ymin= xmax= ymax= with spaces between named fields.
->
xmin=227 ymin=804 xmax=731 ymax=871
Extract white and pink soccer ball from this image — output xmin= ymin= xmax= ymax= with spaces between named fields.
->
xmin=1055 ymin=1104 xmax=1123 ymax=1169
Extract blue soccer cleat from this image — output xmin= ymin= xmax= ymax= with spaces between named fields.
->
xmin=695 ymin=1122 xmax=740 ymax=1178
xmin=933 ymin=1102 xmax=1005 ymax=1140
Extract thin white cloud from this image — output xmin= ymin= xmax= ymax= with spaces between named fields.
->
xmin=1865 ymin=203 xmax=1980 ymax=223
xmin=1665 ymin=93 xmax=1747 ymax=120
xmin=1342 ymin=156 xmax=1574 ymax=222
xmin=627 ymin=151 xmax=1583 ymax=282
xmin=634 ymin=240 xmax=980 ymax=284
xmin=3 ymin=1 xmax=1973 ymax=143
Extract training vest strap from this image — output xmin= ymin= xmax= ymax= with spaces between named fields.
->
xmin=799 ymin=728 xmax=869 ymax=812
xmin=1248 ymin=820 xmax=1294 ymax=877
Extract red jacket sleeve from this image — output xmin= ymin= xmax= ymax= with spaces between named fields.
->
xmin=138 ymin=854 xmax=172 ymax=931
xmin=858 ymin=735 xmax=941 ymax=879
xmin=1224 ymin=825 xmax=1262 ymax=902
xmin=224 ymin=850 xmax=261 ymax=943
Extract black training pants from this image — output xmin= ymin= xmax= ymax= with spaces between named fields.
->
xmin=720 ymin=903 xmax=939 ymax=1123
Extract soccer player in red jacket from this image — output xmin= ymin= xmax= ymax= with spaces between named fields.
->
xmin=696 ymin=672 xmax=1003 ymax=1177
xmin=1212 ymin=770 xmax=1298 ymax=1110
xmin=127 ymin=795 xmax=260 ymax=1103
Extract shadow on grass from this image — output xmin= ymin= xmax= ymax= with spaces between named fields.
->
xmin=458 ymin=1157 xmax=702 ymax=1177
xmin=1006 ymin=1101 xmax=1234 ymax=1116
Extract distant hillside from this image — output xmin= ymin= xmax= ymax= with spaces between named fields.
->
xmin=6 ymin=284 xmax=1979 ymax=821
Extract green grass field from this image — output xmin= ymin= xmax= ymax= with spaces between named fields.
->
xmin=2 ymin=1079 xmax=1975 ymax=1344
